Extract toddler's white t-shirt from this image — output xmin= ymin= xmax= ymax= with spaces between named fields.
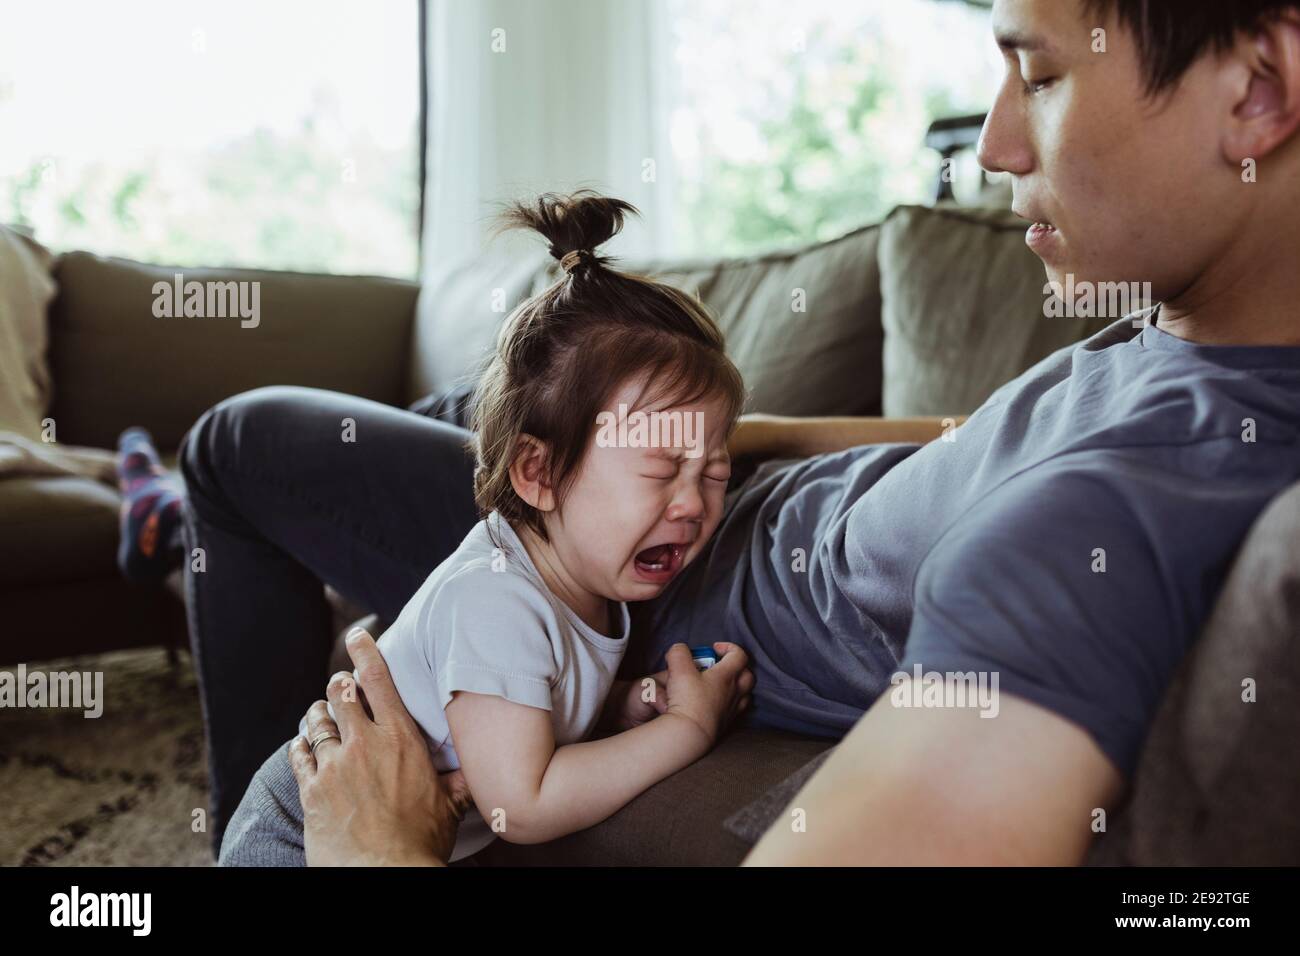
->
xmin=372 ymin=510 xmax=630 ymax=861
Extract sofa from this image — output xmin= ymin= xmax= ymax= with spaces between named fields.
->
xmin=6 ymin=204 xmax=1093 ymax=665
xmin=3 ymin=204 xmax=1296 ymax=865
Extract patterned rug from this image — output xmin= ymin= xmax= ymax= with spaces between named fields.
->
xmin=0 ymin=648 xmax=214 ymax=866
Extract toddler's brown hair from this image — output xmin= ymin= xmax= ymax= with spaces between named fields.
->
xmin=471 ymin=190 xmax=746 ymax=540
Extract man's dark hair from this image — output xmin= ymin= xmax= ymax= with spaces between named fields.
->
xmin=1084 ymin=0 xmax=1299 ymax=94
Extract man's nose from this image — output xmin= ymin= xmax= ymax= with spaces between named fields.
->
xmin=976 ymin=84 xmax=1034 ymax=177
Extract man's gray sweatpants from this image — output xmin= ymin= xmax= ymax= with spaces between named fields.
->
xmin=218 ymin=743 xmax=307 ymax=866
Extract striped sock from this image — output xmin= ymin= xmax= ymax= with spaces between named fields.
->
xmin=115 ymin=427 xmax=185 ymax=581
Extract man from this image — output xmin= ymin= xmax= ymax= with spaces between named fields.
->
xmin=747 ymin=0 xmax=1300 ymax=865
xmin=208 ymin=0 xmax=1300 ymax=864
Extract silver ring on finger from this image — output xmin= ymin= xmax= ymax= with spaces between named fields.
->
xmin=309 ymin=731 xmax=341 ymax=755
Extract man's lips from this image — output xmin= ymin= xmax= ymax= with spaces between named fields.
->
xmin=1025 ymin=221 xmax=1061 ymax=257
xmin=1015 ymin=208 xmax=1061 ymax=256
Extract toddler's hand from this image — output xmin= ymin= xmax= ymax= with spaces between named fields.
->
xmin=662 ymin=642 xmax=754 ymax=750
xmin=606 ymin=674 xmax=669 ymax=731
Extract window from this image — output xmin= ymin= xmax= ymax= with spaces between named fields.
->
xmin=0 ymin=0 xmax=420 ymax=278
xmin=666 ymin=0 xmax=1000 ymax=256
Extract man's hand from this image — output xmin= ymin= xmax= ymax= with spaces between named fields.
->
xmin=289 ymin=628 xmax=473 ymax=867
xmin=743 ymin=682 xmax=1124 ymax=866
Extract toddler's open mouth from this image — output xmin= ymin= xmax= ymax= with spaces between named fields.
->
xmin=633 ymin=543 xmax=684 ymax=583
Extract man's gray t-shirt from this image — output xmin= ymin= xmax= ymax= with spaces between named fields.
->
xmin=629 ymin=313 xmax=1300 ymax=777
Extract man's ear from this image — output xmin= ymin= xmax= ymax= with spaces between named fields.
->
xmin=508 ymin=434 xmax=556 ymax=513
xmin=1223 ymin=11 xmax=1300 ymax=164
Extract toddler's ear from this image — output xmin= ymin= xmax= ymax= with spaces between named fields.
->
xmin=508 ymin=434 xmax=556 ymax=512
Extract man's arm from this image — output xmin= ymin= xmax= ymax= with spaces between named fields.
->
xmin=290 ymin=630 xmax=472 ymax=867
xmin=729 ymin=414 xmax=966 ymax=463
xmin=743 ymin=682 xmax=1124 ymax=866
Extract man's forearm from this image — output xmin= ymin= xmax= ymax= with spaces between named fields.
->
xmin=730 ymin=415 xmax=965 ymax=462
xmin=743 ymin=688 xmax=1122 ymax=866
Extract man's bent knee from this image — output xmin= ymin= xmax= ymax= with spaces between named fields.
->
xmin=180 ymin=386 xmax=318 ymax=504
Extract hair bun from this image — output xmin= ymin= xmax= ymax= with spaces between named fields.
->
xmin=557 ymin=249 xmax=596 ymax=274
xmin=497 ymin=190 xmax=639 ymax=276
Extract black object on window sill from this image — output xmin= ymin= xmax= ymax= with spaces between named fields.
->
xmin=925 ymin=112 xmax=988 ymax=202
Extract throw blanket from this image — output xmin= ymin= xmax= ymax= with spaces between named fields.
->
xmin=0 ymin=431 xmax=116 ymax=485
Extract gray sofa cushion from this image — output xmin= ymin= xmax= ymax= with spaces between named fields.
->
xmin=724 ymin=480 xmax=1300 ymax=864
xmin=624 ymin=224 xmax=885 ymax=417
xmin=469 ymin=727 xmax=834 ymax=866
xmin=0 ymin=475 xmax=118 ymax=585
xmin=422 ymin=223 xmax=885 ymax=420
xmin=723 ymin=747 xmax=833 ymax=845
xmin=878 ymin=205 xmax=1112 ymax=417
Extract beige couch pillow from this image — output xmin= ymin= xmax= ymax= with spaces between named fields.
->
xmin=878 ymin=205 xmax=1112 ymax=417
xmin=645 ymin=225 xmax=884 ymax=417
xmin=0 ymin=225 xmax=57 ymax=440
xmin=586 ymin=224 xmax=885 ymax=417
xmin=422 ymin=224 xmax=886 ymax=419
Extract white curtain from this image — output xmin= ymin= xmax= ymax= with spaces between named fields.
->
xmin=420 ymin=0 xmax=673 ymax=274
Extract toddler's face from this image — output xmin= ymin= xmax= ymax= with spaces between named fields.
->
xmin=547 ymin=377 xmax=733 ymax=602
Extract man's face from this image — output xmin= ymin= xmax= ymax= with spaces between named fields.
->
xmin=979 ymin=0 xmax=1247 ymax=300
